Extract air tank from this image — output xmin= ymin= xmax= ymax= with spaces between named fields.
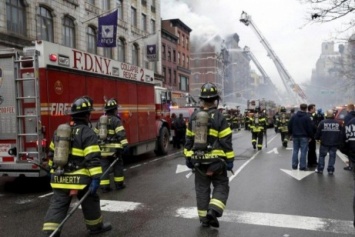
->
xmin=53 ymin=123 xmax=72 ymax=173
xmin=193 ymin=111 xmax=209 ymax=151
xmin=98 ymin=115 xmax=108 ymax=140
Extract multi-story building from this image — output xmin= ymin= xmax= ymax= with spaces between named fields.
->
xmin=190 ymin=39 xmax=224 ymax=101
xmin=1 ymin=0 xmax=161 ymax=78
xmin=161 ymin=19 xmax=192 ymax=101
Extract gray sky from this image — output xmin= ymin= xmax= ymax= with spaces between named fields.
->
xmin=161 ymin=0 xmax=352 ymax=91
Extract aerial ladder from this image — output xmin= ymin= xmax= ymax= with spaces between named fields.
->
xmin=242 ymin=46 xmax=282 ymax=103
xmin=240 ymin=11 xmax=308 ymax=104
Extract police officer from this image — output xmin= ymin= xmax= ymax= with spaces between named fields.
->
xmin=184 ymin=83 xmax=235 ymax=228
xmin=315 ymin=109 xmax=341 ymax=175
xmin=94 ymin=98 xmax=128 ymax=192
xmin=276 ymin=106 xmax=290 ymax=147
xmin=42 ymin=96 xmax=111 ymax=237
xmin=249 ymin=107 xmax=267 ymax=150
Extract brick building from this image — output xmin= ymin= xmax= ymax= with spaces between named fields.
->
xmin=161 ymin=19 xmax=192 ymax=104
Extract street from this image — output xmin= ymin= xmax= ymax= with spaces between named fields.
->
xmin=0 ymin=128 xmax=354 ymax=237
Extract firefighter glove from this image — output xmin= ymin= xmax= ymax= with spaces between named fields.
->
xmin=226 ymin=161 xmax=234 ymax=171
xmin=123 ymin=146 xmax=130 ymax=155
xmin=186 ymin=159 xmax=194 ymax=169
xmin=89 ymin=178 xmax=100 ymax=194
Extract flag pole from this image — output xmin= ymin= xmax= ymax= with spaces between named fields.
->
xmin=81 ymin=7 xmax=119 ymax=24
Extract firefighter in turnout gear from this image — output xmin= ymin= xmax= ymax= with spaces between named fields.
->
xmin=184 ymin=83 xmax=235 ymax=228
xmin=249 ymin=107 xmax=267 ymax=150
xmin=94 ymin=98 xmax=128 ymax=192
xmin=276 ymin=106 xmax=290 ymax=147
xmin=42 ymin=96 xmax=111 ymax=237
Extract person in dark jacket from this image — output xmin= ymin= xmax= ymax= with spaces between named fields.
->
xmin=288 ymin=103 xmax=314 ymax=170
xmin=307 ymin=104 xmax=318 ymax=167
xmin=343 ymin=104 xmax=355 ymax=171
xmin=315 ymin=109 xmax=341 ymax=175
xmin=342 ymin=115 xmax=355 ymax=228
xmin=184 ymin=82 xmax=235 ymax=228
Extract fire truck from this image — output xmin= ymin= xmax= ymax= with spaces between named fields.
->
xmin=0 ymin=41 xmax=171 ymax=177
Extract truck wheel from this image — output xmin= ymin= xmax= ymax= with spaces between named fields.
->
xmin=155 ymin=126 xmax=169 ymax=156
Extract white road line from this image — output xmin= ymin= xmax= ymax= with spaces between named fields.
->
xmin=229 ymin=151 xmax=260 ymax=182
xmin=175 ymin=207 xmax=354 ymax=235
xmin=229 ymin=133 xmax=278 ymax=182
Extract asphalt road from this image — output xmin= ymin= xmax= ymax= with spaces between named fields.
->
xmin=0 ymin=128 xmax=354 ymax=237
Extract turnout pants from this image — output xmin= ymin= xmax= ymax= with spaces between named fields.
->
xmin=42 ymin=188 xmax=102 ymax=236
xmin=100 ymin=156 xmax=124 ymax=188
xmin=194 ymin=164 xmax=229 ymax=221
xmin=252 ymin=131 xmax=263 ymax=149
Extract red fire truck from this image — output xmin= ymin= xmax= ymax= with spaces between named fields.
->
xmin=0 ymin=41 xmax=171 ymax=177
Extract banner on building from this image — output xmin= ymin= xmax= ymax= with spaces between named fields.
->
xmin=144 ymin=33 xmax=159 ymax=62
xmin=97 ymin=10 xmax=118 ymax=47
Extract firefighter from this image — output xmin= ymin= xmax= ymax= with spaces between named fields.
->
xmin=249 ymin=107 xmax=267 ymax=150
xmin=184 ymin=82 xmax=235 ymax=228
xmin=276 ymin=106 xmax=290 ymax=147
xmin=42 ymin=96 xmax=111 ymax=237
xmin=244 ymin=109 xmax=251 ymax=130
xmin=94 ymin=98 xmax=128 ymax=192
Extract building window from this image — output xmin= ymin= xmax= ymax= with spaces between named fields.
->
xmin=36 ymin=6 xmax=54 ymax=42
xmin=131 ymin=7 xmax=137 ymax=27
xmin=141 ymin=13 xmax=147 ymax=32
xmin=6 ymin=0 xmax=26 ymax=36
xmin=102 ymin=0 xmax=109 ymax=10
xmin=173 ymin=70 xmax=177 ymax=85
xmin=178 ymin=52 xmax=180 ymax=65
xmin=150 ymin=19 xmax=155 ymax=33
xmin=168 ymin=50 xmax=171 ymax=61
xmin=87 ymin=26 xmax=97 ymax=54
xmin=162 ymin=45 xmax=165 ymax=59
xmin=173 ymin=50 xmax=176 ymax=62
xmin=63 ymin=16 xmax=75 ymax=48
xmin=182 ymin=35 xmax=185 ymax=48
xmin=163 ymin=67 xmax=166 ymax=80
xmin=186 ymin=37 xmax=189 ymax=50
xmin=182 ymin=54 xmax=185 ymax=67
xmin=177 ymin=32 xmax=180 ymax=45
xmin=180 ymin=76 xmax=188 ymax=91
xmin=117 ymin=0 xmax=123 ymax=20
xmin=117 ymin=37 xmax=126 ymax=62
xmin=103 ymin=48 xmax=112 ymax=58
xmin=168 ymin=68 xmax=171 ymax=84
xmin=132 ymin=43 xmax=139 ymax=66
xmin=186 ymin=56 xmax=189 ymax=68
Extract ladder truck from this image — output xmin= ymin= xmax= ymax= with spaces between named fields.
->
xmin=240 ymin=11 xmax=308 ymax=105
xmin=242 ymin=46 xmax=282 ymax=103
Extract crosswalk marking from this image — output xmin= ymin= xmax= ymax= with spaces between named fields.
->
xmin=77 ymin=200 xmax=354 ymax=235
xmin=175 ymin=207 xmax=354 ymax=235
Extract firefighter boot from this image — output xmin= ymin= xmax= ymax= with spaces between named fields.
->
xmin=101 ymin=186 xmax=112 ymax=193
xmin=207 ymin=209 xmax=219 ymax=228
xmin=283 ymin=141 xmax=287 ymax=148
xmin=252 ymin=142 xmax=256 ymax=150
xmin=88 ymin=222 xmax=112 ymax=235
xmin=200 ymin=217 xmax=210 ymax=227
xmin=115 ymin=182 xmax=126 ymax=190
xmin=42 ymin=231 xmax=61 ymax=237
